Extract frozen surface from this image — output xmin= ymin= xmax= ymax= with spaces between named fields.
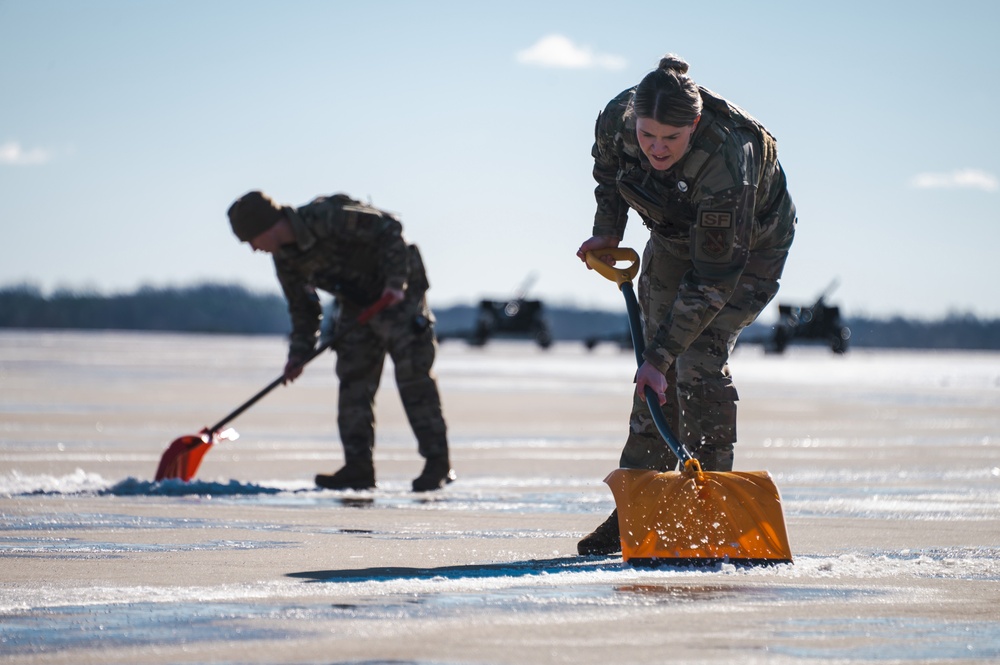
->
xmin=1 ymin=331 xmax=999 ymax=664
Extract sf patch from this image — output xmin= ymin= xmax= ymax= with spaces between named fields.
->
xmin=695 ymin=209 xmax=735 ymax=263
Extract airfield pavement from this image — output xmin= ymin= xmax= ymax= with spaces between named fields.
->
xmin=1 ymin=330 xmax=999 ymax=664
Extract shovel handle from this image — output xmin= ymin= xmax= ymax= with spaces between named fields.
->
xmin=622 ymin=282 xmax=694 ymax=466
xmin=587 ymin=249 xmax=696 ymax=465
xmin=585 ymin=248 xmax=640 ymax=287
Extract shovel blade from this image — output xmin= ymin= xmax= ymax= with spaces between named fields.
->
xmin=154 ymin=434 xmax=212 ymax=482
xmin=605 ymin=468 xmax=793 ymax=565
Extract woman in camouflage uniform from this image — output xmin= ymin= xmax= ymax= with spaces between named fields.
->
xmin=576 ymin=55 xmax=796 ymax=555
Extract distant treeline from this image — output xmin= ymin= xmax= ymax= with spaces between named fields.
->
xmin=0 ymin=283 xmax=289 ymax=334
xmin=836 ymin=315 xmax=1000 ymax=350
xmin=2 ymin=283 xmax=999 ymax=350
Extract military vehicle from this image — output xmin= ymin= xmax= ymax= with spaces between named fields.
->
xmin=770 ymin=280 xmax=851 ymax=354
xmin=440 ymin=274 xmax=553 ymax=349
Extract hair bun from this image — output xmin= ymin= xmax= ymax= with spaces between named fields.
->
xmin=658 ymin=54 xmax=689 ymax=75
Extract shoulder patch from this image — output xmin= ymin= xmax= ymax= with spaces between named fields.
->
xmin=695 ymin=209 xmax=735 ymax=263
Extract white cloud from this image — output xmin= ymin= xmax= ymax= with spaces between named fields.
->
xmin=0 ymin=142 xmax=51 ymax=165
xmin=516 ymin=34 xmax=626 ymax=71
xmin=909 ymin=169 xmax=998 ymax=192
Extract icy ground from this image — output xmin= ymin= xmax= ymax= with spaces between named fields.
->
xmin=1 ymin=331 xmax=999 ymax=664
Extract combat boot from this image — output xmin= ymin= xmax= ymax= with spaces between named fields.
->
xmin=315 ymin=460 xmax=375 ymax=490
xmin=577 ymin=509 xmax=620 ymax=555
xmin=412 ymin=455 xmax=456 ymax=492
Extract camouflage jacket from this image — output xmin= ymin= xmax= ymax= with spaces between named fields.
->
xmin=273 ymin=194 xmax=426 ymax=357
xmin=592 ymin=86 xmax=796 ymax=372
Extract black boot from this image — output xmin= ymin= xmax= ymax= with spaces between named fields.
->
xmin=315 ymin=461 xmax=375 ymax=490
xmin=577 ymin=509 xmax=620 ymax=555
xmin=412 ymin=456 xmax=456 ymax=492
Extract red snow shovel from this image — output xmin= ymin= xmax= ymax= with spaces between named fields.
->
xmin=586 ymin=248 xmax=792 ymax=565
xmin=154 ymin=294 xmax=393 ymax=482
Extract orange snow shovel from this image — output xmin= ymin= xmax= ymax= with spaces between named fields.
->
xmin=586 ymin=248 xmax=792 ymax=565
xmin=154 ymin=293 xmax=393 ymax=482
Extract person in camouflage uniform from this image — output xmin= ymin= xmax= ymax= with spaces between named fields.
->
xmin=575 ymin=55 xmax=796 ymax=554
xmin=227 ymin=190 xmax=454 ymax=492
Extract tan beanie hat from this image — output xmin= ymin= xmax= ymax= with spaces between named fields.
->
xmin=227 ymin=191 xmax=284 ymax=242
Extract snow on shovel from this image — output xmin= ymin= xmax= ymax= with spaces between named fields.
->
xmin=586 ymin=248 xmax=792 ymax=565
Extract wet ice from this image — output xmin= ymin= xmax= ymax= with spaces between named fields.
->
xmin=1 ymin=332 xmax=998 ymax=663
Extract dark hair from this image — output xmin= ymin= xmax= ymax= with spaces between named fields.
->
xmin=633 ymin=54 xmax=702 ymax=126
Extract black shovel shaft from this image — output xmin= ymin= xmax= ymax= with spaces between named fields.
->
xmin=207 ymin=293 xmax=393 ymax=434
xmin=620 ymin=281 xmax=646 ymax=370
xmin=620 ymin=281 xmax=695 ymax=464
xmin=207 ymin=375 xmax=285 ymax=435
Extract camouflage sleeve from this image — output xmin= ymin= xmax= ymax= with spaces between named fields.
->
xmin=643 ymin=130 xmax=759 ymax=374
xmin=374 ymin=212 xmax=409 ymax=292
xmin=592 ymin=93 xmax=632 ymax=239
xmin=273 ymin=256 xmax=322 ymax=359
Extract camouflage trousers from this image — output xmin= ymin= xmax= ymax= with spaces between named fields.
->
xmin=619 ymin=233 xmax=787 ymax=473
xmin=333 ymin=293 xmax=449 ymax=464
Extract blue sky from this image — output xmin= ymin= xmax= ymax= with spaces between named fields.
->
xmin=2 ymin=0 xmax=998 ymax=320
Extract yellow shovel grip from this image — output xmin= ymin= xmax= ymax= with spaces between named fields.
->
xmin=682 ymin=457 xmax=706 ymax=483
xmin=585 ymin=247 xmax=640 ymax=287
